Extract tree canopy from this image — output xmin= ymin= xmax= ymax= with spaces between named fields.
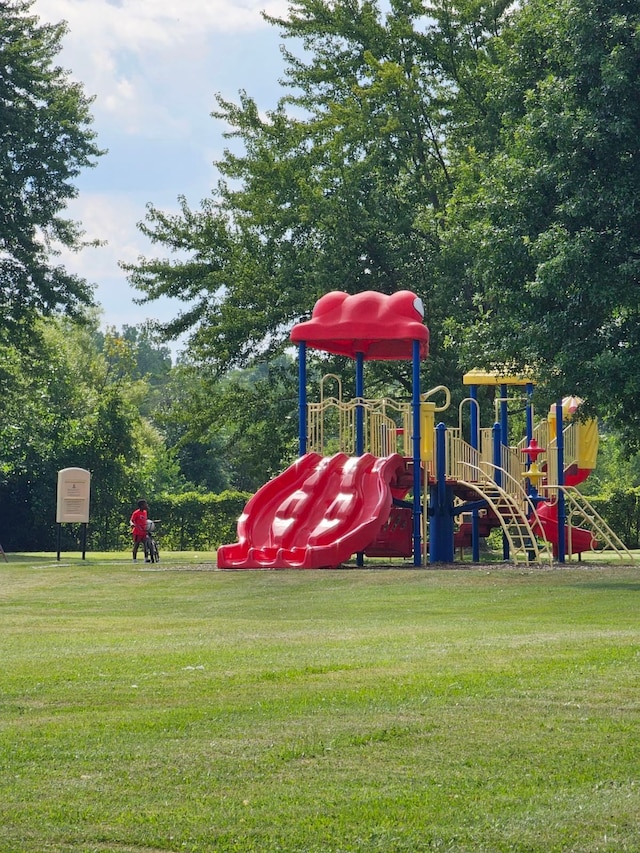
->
xmin=125 ymin=0 xmax=498 ymax=390
xmin=0 ymin=315 xmax=186 ymax=550
xmin=447 ymin=0 xmax=640 ymax=447
xmin=126 ymin=0 xmax=640 ymax=447
xmin=0 ymin=0 xmax=102 ymax=342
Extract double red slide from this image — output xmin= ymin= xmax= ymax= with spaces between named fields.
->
xmin=217 ymin=452 xmax=406 ymax=569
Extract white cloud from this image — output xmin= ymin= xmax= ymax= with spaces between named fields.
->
xmin=35 ymin=0 xmax=290 ymax=42
xmin=59 ymin=192 xmax=189 ymax=348
xmin=34 ymin=0 xmax=289 ymax=135
xmin=59 ymin=192 xmax=152 ymax=276
xmin=30 ymin=0 xmax=290 ymax=353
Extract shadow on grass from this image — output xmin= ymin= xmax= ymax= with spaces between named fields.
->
xmin=569 ymin=581 xmax=640 ymax=591
xmin=4 ymin=551 xmax=219 ymax=567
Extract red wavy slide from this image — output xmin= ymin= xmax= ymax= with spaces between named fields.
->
xmin=531 ymin=501 xmax=598 ymax=557
xmin=217 ymin=452 xmax=406 ymax=569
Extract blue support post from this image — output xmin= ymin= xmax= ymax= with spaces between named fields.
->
xmin=412 ymin=340 xmax=422 ymax=566
xmin=525 ymin=383 xmax=534 ymax=446
xmin=524 ymin=383 xmax=535 ymax=500
xmin=298 ymin=342 xmax=307 ymax=457
xmin=355 ymin=352 xmax=365 ymax=567
xmin=556 ymin=401 xmax=566 ymax=563
xmin=499 ymin=386 xmax=509 ymax=563
xmin=500 ymin=383 xmax=508 ymax=447
xmin=355 ymin=352 xmax=364 ymax=457
xmin=492 ymin=422 xmax=509 ymax=560
xmin=429 ymin=422 xmax=454 ymax=563
xmin=470 ymin=384 xmax=480 ymax=562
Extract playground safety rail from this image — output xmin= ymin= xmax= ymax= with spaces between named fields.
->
xmin=307 ymin=395 xmax=412 ymax=458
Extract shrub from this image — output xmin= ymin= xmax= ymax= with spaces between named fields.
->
xmin=149 ymin=490 xmax=251 ymax=551
xmin=587 ymin=488 xmax=640 ymax=549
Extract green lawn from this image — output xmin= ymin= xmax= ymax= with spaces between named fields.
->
xmin=1 ymin=553 xmax=639 ymax=852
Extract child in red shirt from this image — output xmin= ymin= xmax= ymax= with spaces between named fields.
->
xmin=130 ymin=499 xmax=149 ymax=561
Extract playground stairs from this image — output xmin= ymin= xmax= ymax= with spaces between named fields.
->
xmin=552 ymin=487 xmax=636 ymax=562
xmin=454 ymin=479 xmax=546 ymax=564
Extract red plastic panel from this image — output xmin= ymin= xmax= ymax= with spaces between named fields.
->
xmin=290 ymin=290 xmax=429 ymax=360
xmin=364 ymin=506 xmax=413 ymax=558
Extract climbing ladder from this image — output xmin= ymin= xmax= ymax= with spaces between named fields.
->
xmin=456 ymin=479 xmax=543 ymax=562
xmin=451 ymin=442 xmax=550 ymax=563
xmin=547 ymin=487 xmax=635 ymax=562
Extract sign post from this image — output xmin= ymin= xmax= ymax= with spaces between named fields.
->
xmin=56 ymin=468 xmax=91 ymax=560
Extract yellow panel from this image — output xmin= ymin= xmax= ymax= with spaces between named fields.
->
xmin=421 ymin=402 xmax=436 ymax=462
xmin=463 ymin=369 xmax=535 ymax=387
xmin=547 ymin=398 xmax=599 ymax=471
xmin=577 ymin=419 xmax=599 ymax=470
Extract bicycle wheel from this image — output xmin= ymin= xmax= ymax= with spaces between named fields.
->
xmin=149 ymin=537 xmax=160 ymax=563
xmin=143 ymin=534 xmax=153 ymax=563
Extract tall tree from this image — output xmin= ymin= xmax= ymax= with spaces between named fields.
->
xmin=0 ymin=0 xmax=102 ymax=342
xmin=0 ymin=317 xmax=179 ymax=550
xmin=124 ymin=0 xmax=509 ymax=398
xmin=152 ymin=356 xmax=300 ymax=493
xmin=448 ymin=0 xmax=640 ymax=446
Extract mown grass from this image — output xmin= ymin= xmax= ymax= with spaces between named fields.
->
xmin=1 ymin=552 xmax=639 ymax=852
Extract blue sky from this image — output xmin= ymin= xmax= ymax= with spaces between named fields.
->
xmin=33 ymin=0 xmax=291 ymax=356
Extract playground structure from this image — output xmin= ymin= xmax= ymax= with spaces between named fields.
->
xmin=217 ymin=291 xmax=632 ymax=569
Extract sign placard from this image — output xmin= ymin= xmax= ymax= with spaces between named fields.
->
xmin=56 ymin=468 xmax=91 ymax=524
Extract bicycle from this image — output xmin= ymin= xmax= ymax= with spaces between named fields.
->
xmin=143 ymin=519 xmax=160 ymax=563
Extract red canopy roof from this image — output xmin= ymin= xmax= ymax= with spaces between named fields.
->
xmin=290 ymin=290 xmax=429 ymax=361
